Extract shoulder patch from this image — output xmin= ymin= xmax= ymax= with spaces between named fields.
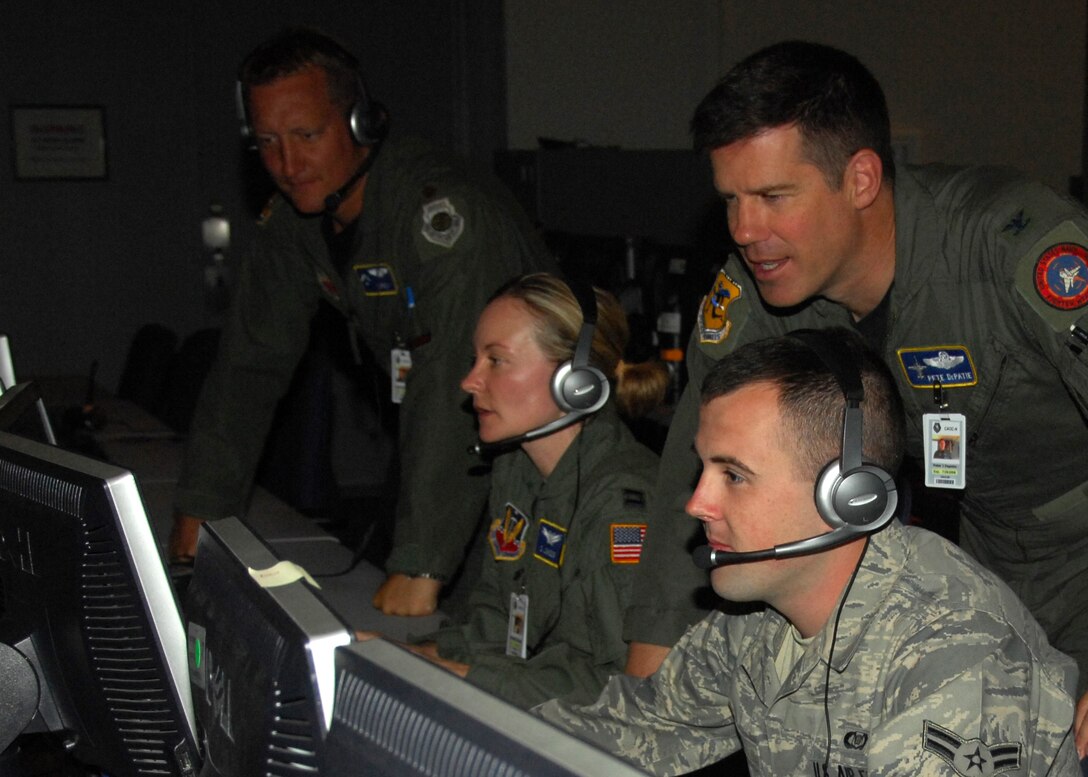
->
xmin=698 ymin=269 xmax=743 ymax=344
xmin=1015 ymin=220 xmax=1088 ymax=331
xmin=610 ymin=523 xmax=646 ymax=564
xmin=421 ymin=196 xmax=464 ymax=248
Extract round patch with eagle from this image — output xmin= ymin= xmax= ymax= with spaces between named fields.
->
xmin=1034 ymin=242 xmax=1088 ymax=309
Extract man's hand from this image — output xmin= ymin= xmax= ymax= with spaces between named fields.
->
xmin=371 ymin=573 xmax=442 ymax=616
xmin=1075 ymin=689 xmax=1088 ymax=759
xmin=168 ymin=514 xmax=205 ymax=563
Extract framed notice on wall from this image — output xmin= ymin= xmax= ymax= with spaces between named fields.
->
xmin=11 ymin=105 xmax=108 ymax=180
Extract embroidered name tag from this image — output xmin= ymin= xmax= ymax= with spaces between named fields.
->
xmin=355 ymin=263 xmax=398 ymax=295
xmin=896 ymin=346 xmax=978 ymax=388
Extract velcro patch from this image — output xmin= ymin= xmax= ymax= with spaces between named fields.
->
xmin=421 ymin=197 xmax=465 ymax=248
xmin=489 ymin=502 xmax=529 ymax=561
xmin=698 ymin=269 xmax=743 ymax=344
xmin=896 ymin=346 xmax=978 ymax=388
xmin=354 ymin=263 xmax=398 ymax=295
xmin=533 ymin=519 xmax=567 ymax=568
xmin=1014 ymin=220 xmax=1088 ymax=332
xmin=610 ymin=523 xmax=646 ymax=564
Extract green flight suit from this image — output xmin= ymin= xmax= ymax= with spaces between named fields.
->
xmin=627 ymin=164 xmax=1088 ymax=692
xmin=176 ymin=136 xmax=556 ymax=580
xmin=424 ymin=406 xmax=659 ymax=709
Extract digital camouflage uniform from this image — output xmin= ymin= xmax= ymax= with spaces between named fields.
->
xmin=540 ymin=520 xmax=1078 ymax=776
xmin=627 ymin=164 xmax=1088 ymax=692
xmin=176 ymin=136 xmax=556 ymax=580
xmin=423 ymin=406 xmax=659 ymax=709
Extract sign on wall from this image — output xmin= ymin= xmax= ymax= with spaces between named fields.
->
xmin=11 ymin=105 xmax=108 ymax=180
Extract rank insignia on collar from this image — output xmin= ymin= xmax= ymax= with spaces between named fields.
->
xmin=354 ymin=263 xmax=398 ymax=296
xmin=698 ymin=270 xmax=743 ymax=344
xmin=896 ymin=345 xmax=978 ymax=388
xmin=610 ymin=523 xmax=646 ymax=564
xmin=533 ymin=519 xmax=567 ymax=568
xmin=922 ymin=721 xmax=1022 ymax=776
xmin=489 ymin=503 xmax=529 ymax=561
xmin=1033 ymin=242 xmax=1088 ymax=310
xmin=421 ymin=197 xmax=465 ymax=248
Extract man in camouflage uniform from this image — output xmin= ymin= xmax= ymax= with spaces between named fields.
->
xmin=537 ymin=330 xmax=1078 ymax=776
xmin=169 ymin=28 xmax=554 ymax=616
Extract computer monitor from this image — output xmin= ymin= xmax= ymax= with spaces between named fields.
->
xmin=321 ymin=639 xmax=649 ymax=777
xmin=185 ymin=516 xmax=353 ymax=776
xmin=0 ymin=429 xmax=199 ymax=775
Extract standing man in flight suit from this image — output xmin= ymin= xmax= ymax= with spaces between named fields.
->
xmin=169 ymin=26 xmax=555 ymax=616
xmin=622 ymin=40 xmax=1088 ymax=753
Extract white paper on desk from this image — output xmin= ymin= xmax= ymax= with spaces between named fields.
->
xmin=248 ymin=561 xmax=321 ymax=589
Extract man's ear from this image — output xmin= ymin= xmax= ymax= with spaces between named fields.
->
xmin=844 ymin=149 xmax=884 ymax=210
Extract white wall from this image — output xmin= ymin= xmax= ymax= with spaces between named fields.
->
xmin=506 ymin=1 xmax=1085 ymax=194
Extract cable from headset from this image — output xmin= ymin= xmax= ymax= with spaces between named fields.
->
xmin=822 ymin=537 xmax=869 ymax=768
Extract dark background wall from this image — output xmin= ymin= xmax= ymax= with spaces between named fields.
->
xmin=0 ymin=0 xmax=504 ymax=389
xmin=2 ymin=1 xmax=1085 ymax=392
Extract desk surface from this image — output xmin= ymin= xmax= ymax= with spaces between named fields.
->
xmin=80 ymin=393 xmax=444 ymax=639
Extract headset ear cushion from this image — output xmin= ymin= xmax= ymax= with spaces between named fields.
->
xmin=814 ymin=460 xmax=897 ymax=530
xmin=551 ymin=361 xmax=610 ymax=414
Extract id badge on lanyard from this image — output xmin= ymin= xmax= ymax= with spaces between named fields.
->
xmin=922 ymin=412 xmax=966 ymax=489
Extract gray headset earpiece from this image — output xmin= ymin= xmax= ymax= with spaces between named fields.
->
xmin=551 ymin=280 xmax=610 ymax=414
xmin=790 ymin=330 xmax=898 ymax=534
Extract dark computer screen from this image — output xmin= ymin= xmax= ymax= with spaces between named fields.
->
xmin=0 ymin=429 xmax=199 ymax=776
xmin=185 ymin=516 xmax=352 ymax=777
xmin=322 ymin=639 xmax=649 ymax=777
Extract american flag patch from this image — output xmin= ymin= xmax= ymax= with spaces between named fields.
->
xmin=611 ymin=523 xmax=646 ymax=564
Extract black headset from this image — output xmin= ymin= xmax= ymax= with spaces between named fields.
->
xmin=550 ymin=279 xmax=610 ymax=415
xmin=693 ymin=328 xmax=898 ymax=568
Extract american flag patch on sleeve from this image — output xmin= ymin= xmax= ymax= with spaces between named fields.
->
xmin=611 ymin=523 xmax=646 ymax=564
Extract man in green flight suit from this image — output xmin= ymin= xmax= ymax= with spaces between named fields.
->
xmin=169 ymin=27 xmax=555 ymax=616
xmin=622 ymin=39 xmax=1088 ymax=758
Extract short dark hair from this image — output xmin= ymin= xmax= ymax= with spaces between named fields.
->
xmin=700 ymin=328 xmax=904 ymax=480
xmin=690 ymin=40 xmax=895 ymax=188
xmin=239 ymin=26 xmax=363 ymax=115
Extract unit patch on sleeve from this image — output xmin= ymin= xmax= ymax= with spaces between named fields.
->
xmin=610 ymin=523 xmax=646 ymax=564
xmin=354 ymin=263 xmax=398 ymax=295
xmin=489 ymin=502 xmax=529 ymax=561
xmin=1014 ymin=220 xmax=1088 ymax=332
xmin=421 ymin=196 xmax=465 ymax=248
xmin=922 ymin=721 xmax=1022 ymax=776
xmin=896 ymin=346 xmax=978 ymax=389
xmin=533 ymin=519 xmax=567 ymax=568
xmin=1033 ymin=243 xmax=1088 ymax=310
